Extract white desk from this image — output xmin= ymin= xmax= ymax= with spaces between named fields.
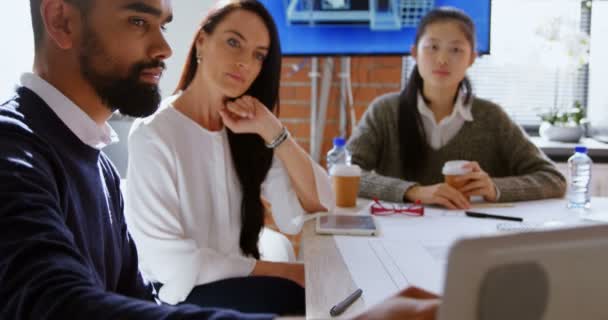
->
xmin=301 ymin=198 xmax=608 ymax=319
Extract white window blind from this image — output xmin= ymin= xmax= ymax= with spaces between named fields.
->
xmin=469 ymin=0 xmax=589 ymax=126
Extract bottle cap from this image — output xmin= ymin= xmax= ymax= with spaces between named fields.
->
xmin=333 ymin=137 xmax=346 ymax=147
xmin=575 ymin=146 xmax=587 ymax=153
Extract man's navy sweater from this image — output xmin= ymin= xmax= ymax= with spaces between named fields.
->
xmin=0 ymin=87 xmax=273 ymax=320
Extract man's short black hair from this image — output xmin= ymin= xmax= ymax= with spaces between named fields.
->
xmin=30 ymin=0 xmax=93 ymax=50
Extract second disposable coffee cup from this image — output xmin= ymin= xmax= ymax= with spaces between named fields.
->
xmin=330 ymin=164 xmax=361 ymax=207
xmin=442 ymin=160 xmax=472 ymax=189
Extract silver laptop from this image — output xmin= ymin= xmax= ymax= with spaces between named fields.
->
xmin=438 ymin=224 xmax=608 ymax=320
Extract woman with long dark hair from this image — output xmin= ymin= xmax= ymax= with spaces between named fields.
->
xmin=124 ymin=0 xmax=332 ymax=315
xmin=347 ymin=7 xmax=566 ymax=209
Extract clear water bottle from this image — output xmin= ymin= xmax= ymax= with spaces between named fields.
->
xmin=567 ymin=146 xmax=592 ymax=209
xmin=326 ymin=137 xmax=351 ymax=172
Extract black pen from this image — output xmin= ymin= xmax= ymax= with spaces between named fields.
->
xmin=330 ymin=288 xmax=363 ymax=317
xmin=466 ymin=211 xmax=523 ymax=222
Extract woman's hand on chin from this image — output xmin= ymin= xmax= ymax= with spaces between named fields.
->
xmin=219 ymin=95 xmax=282 ymax=142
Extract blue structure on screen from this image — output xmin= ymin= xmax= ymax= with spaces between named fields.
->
xmin=260 ymin=0 xmax=491 ymax=56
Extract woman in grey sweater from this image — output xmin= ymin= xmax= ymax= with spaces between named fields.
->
xmin=347 ymin=8 xmax=566 ymax=209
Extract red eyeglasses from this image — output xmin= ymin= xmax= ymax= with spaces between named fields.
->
xmin=370 ymin=198 xmax=424 ymax=216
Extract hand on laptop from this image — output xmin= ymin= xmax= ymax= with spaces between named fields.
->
xmin=353 ymin=286 xmax=440 ymax=320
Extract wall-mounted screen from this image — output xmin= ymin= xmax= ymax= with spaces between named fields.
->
xmin=260 ymin=0 xmax=491 ymax=56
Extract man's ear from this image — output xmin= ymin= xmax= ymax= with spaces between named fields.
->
xmin=40 ymin=0 xmax=80 ymax=50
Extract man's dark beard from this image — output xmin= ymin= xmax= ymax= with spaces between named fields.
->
xmin=79 ymin=27 xmax=165 ymax=118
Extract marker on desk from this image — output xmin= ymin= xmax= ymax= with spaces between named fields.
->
xmin=466 ymin=211 xmax=523 ymax=222
xmin=330 ymin=288 xmax=363 ymax=317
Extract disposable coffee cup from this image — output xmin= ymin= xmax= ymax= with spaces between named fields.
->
xmin=330 ymin=164 xmax=361 ymax=207
xmin=442 ymin=160 xmax=472 ymax=189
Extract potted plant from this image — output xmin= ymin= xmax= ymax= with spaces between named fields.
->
xmin=534 ymin=14 xmax=590 ymax=143
xmin=539 ymin=101 xmax=586 ymax=143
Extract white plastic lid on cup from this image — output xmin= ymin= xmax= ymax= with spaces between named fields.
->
xmin=442 ymin=160 xmax=472 ymax=175
xmin=330 ymin=164 xmax=361 ymax=177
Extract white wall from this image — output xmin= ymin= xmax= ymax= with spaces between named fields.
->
xmin=159 ymin=0 xmax=215 ymax=97
xmin=588 ymin=0 xmax=608 ymax=134
xmin=0 ymin=3 xmax=34 ymax=100
xmin=0 ymin=1 xmax=215 ymax=101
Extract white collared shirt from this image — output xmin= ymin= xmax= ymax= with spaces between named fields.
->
xmin=417 ymin=89 xmax=474 ymax=150
xmin=417 ymin=91 xmax=501 ymax=199
xmin=20 ymin=73 xmax=118 ymax=149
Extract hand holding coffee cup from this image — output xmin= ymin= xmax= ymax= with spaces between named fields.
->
xmin=404 ymin=183 xmax=471 ymax=210
xmin=455 ymin=161 xmax=498 ymax=202
xmin=404 ymin=161 xmax=475 ymax=209
xmin=442 ymin=160 xmax=473 ymax=189
xmin=330 ymin=164 xmax=361 ymax=207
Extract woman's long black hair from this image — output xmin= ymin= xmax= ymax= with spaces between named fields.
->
xmin=399 ymin=7 xmax=476 ymax=177
xmin=175 ymin=0 xmax=282 ymax=259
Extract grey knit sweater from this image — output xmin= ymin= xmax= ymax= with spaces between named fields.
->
xmin=347 ymin=92 xmax=567 ymax=203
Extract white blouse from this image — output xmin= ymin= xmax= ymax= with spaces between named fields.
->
xmin=124 ymin=104 xmax=334 ymax=305
xmin=417 ymin=89 xmax=474 ymax=150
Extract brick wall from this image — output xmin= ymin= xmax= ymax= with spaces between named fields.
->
xmin=279 ymin=56 xmax=403 ymax=166
xmin=270 ymin=56 xmax=404 ymax=257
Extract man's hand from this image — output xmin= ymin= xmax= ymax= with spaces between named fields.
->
xmin=354 ymin=287 xmax=440 ymax=320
